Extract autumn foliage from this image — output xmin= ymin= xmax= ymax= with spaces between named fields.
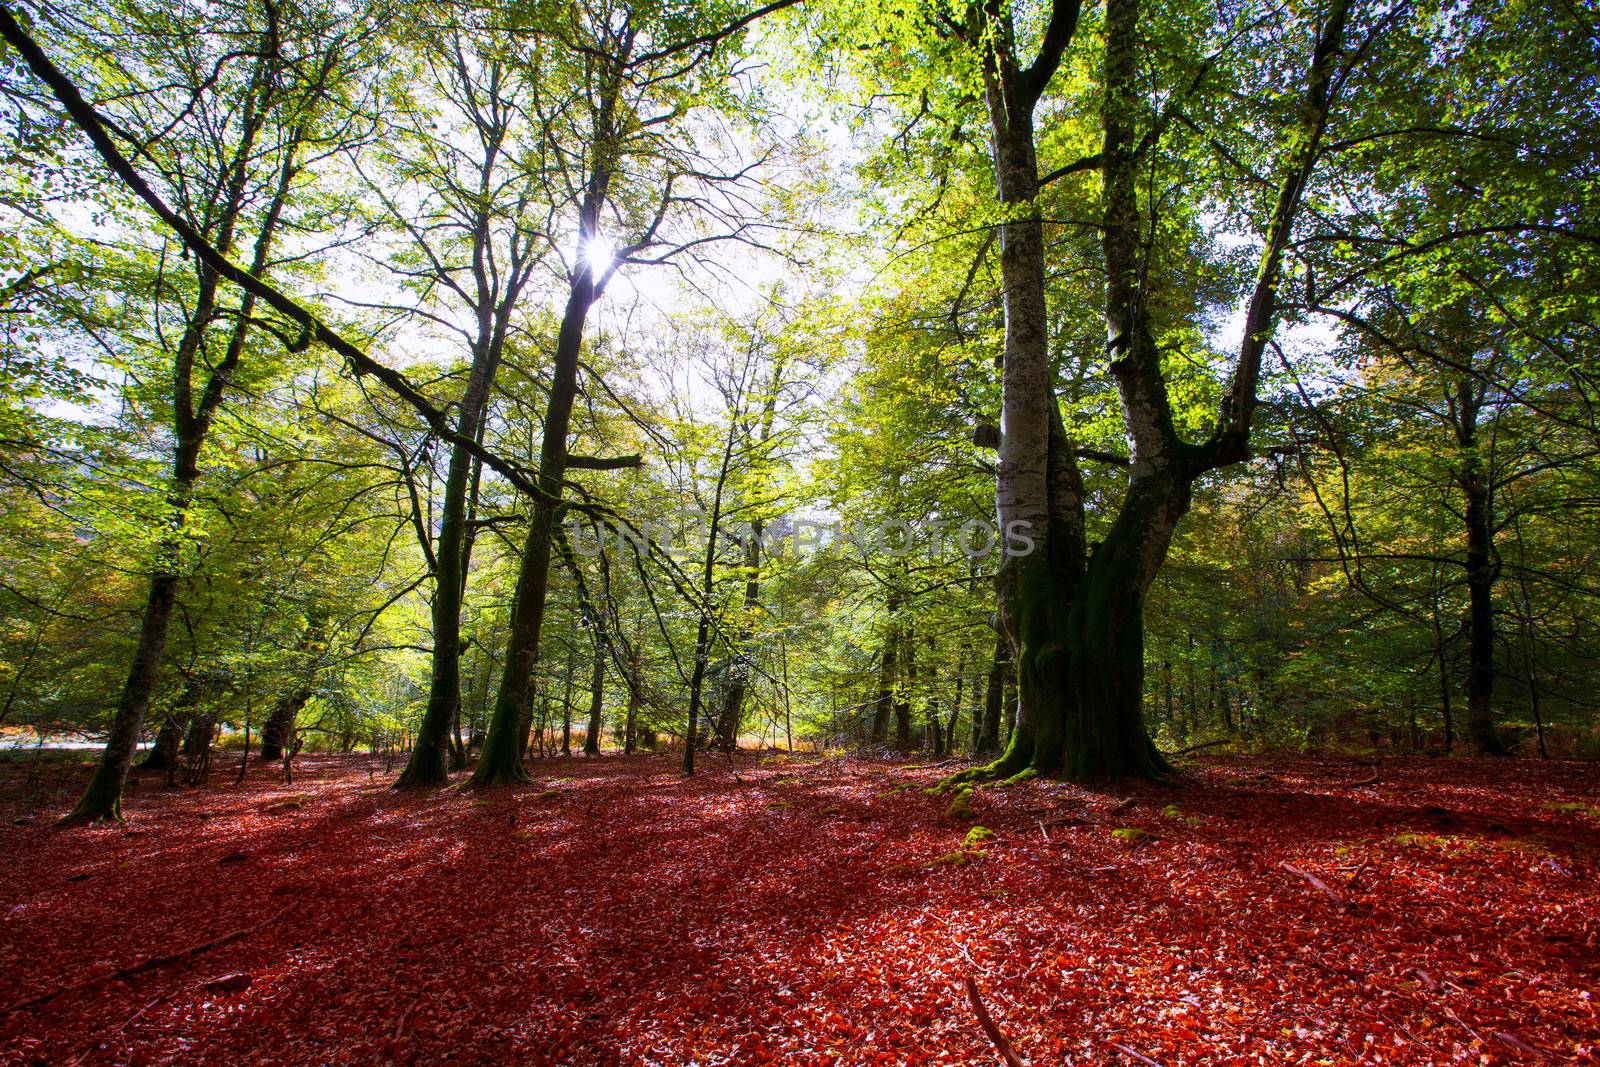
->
xmin=1 ymin=754 xmax=1596 ymax=1065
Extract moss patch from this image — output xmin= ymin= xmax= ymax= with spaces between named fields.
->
xmin=1162 ymin=803 xmax=1203 ymax=827
xmin=1544 ymin=801 xmax=1600 ymax=819
xmin=928 ymin=850 xmax=972 ymax=867
xmin=1111 ymin=827 xmax=1154 ymax=845
xmin=945 ymin=789 xmax=976 ymax=821
xmin=963 ymin=825 xmax=995 ymax=848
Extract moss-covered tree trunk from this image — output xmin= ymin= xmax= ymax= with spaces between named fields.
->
xmin=468 ymin=29 xmax=641 ymax=787
xmin=949 ymin=0 xmax=1348 ymax=785
xmin=623 ymin=684 xmax=640 ymax=755
xmin=893 ymin=630 xmax=915 ymax=746
xmin=468 ymin=268 xmax=591 ymax=786
xmin=869 ymin=590 xmax=900 ymax=743
xmin=983 ymin=502 xmax=1178 ymax=780
xmin=69 ymin=572 xmax=182 ymax=820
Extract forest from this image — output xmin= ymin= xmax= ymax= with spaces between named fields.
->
xmin=0 ymin=0 xmax=1596 ymax=1062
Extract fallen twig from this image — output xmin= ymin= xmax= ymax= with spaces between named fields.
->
xmin=964 ymin=976 xmax=1025 ymax=1067
xmin=1 ymin=904 xmax=295 ymax=1016
xmin=1442 ymin=1006 xmax=1483 ymax=1045
xmin=1168 ymin=738 xmax=1231 ymax=758
xmin=1494 ymin=1031 xmax=1550 ymax=1059
xmin=1347 ymin=764 xmax=1379 ymax=787
xmin=1110 ymin=1042 xmax=1166 ymax=1066
xmin=1281 ymin=862 xmax=1348 ymax=913
xmin=1345 ymin=857 xmax=1371 ymax=891
xmin=111 ymin=991 xmax=173 ymax=1035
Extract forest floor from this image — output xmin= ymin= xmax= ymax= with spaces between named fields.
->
xmin=0 ymin=752 xmax=1596 ymax=1066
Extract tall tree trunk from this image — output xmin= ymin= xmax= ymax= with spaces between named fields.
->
xmin=945 ymin=642 xmax=967 ymax=753
xmin=467 ymin=33 xmax=637 ymax=787
xmin=712 ymin=354 xmax=785 ymax=752
xmin=870 ymin=590 xmax=901 ymax=743
xmin=950 ymin=0 xmax=1347 ymax=784
xmin=469 ymin=253 xmax=602 ymax=784
xmin=583 ymin=641 xmax=605 ymax=755
xmin=394 ymin=61 xmax=538 ymax=787
xmin=713 ymin=532 xmax=759 ymax=752
xmin=870 ymin=642 xmax=898 ymax=744
xmin=893 ymin=629 xmax=915 ymax=745
xmin=560 ymin=642 xmax=577 ymax=757
xmin=66 ymin=95 xmax=303 ymax=817
xmin=975 ymin=631 xmax=1005 ymax=754
xmin=682 ymin=407 xmax=742 ymax=776
xmin=1459 ymin=426 xmax=1509 ymax=755
xmin=623 ymin=676 xmax=640 ymax=755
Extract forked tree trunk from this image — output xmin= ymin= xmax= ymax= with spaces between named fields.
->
xmin=712 ymin=354 xmax=785 ymax=751
xmin=987 ymin=532 xmax=1172 ymax=780
xmin=468 ymin=30 xmax=642 ymax=788
xmin=950 ymin=0 xmax=1348 ymax=784
xmin=394 ymin=55 xmax=540 ymax=788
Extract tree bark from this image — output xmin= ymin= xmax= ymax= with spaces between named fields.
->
xmin=1456 ymin=385 xmax=1509 ymax=755
xmin=948 ymin=0 xmax=1347 ymax=784
xmin=466 ymin=27 xmax=638 ymax=787
xmin=583 ymin=641 xmax=605 ymax=755
xmin=395 ymin=63 xmax=536 ymax=785
xmin=140 ymin=713 xmax=183 ymax=773
xmin=258 ymin=689 xmax=310 ymax=763
xmin=68 ymin=98 xmax=302 ymax=817
xmin=975 ymin=631 xmax=1005 ymax=754
xmin=894 ymin=629 xmax=915 ymax=745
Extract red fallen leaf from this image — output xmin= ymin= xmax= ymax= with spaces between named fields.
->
xmin=2 ymin=753 xmax=1597 ymax=1065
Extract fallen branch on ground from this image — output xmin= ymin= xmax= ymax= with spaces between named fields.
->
xmin=964 ymin=976 xmax=1025 ymax=1066
xmin=1346 ymin=764 xmax=1379 ymax=786
xmin=1281 ymin=862 xmax=1349 ymax=913
xmin=1169 ymin=739 xmax=1231 ymax=758
xmin=1111 ymin=1043 xmax=1167 ymax=1066
xmin=1 ymin=904 xmax=296 ymax=1016
xmin=1345 ymin=857 xmax=1372 ymax=891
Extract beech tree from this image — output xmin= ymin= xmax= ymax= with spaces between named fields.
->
xmin=467 ymin=0 xmax=791 ymax=786
xmin=370 ymin=20 xmax=553 ymax=786
xmin=26 ymin=0 xmax=376 ymax=819
xmin=2 ymin=0 xmax=1595 ymax=809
